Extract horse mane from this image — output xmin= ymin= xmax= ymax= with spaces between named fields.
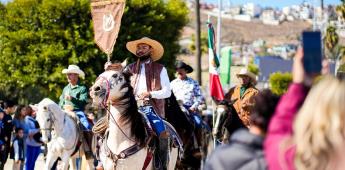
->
xmin=165 ymin=92 xmax=194 ymax=136
xmin=114 ymin=68 xmax=146 ymax=146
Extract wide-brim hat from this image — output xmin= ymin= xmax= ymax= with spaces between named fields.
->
xmin=236 ymin=68 xmax=257 ymax=84
xmin=175 ymin=61 xmax=193 ymax=73
xmin=62 ymin=65 xmax=85 ymax=78
xmin=126 ymin=37 xmax=164 ymax=61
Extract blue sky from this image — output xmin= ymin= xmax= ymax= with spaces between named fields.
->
xmin=203 ymin=0 xmax=341 ymax=8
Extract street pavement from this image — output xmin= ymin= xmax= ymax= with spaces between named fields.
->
xmin=4 ymin=154 xmax=45 ymax=170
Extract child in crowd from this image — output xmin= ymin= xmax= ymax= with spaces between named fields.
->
xmin=11 ymin=128 xmax=25 ymax=170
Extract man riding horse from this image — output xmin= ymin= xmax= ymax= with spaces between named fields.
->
xmin=125 ymin=37 xmax=171 ymax=170
xmin=170 ymin=61 xmax=206 ymax=156
xmin=59 ymin=65 xmax=93 ymax=159
xmin=225 ymin=68 xmax=258 ymax=127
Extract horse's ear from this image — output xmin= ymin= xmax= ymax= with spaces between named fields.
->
xmin=29 ymin=104 xmax=38 ymax=112
xmin=121 ymin=58 xmax=128 ymax=68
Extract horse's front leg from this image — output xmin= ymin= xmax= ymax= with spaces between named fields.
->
xmin=45 ymin=151 xmax=59 ymax=170
xmin=61 ymin=152 xmax=73 ymax=170
xmin=69 ymin=156 xmax=78 ymax=170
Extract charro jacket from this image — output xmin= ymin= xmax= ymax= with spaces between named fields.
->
xmin=225 ymin=85 xmax=259 ymax=126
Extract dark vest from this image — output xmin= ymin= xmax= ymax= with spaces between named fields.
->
xmin=129 ymin=61 xmax=166 ymax=117
xmin=10 ymin=137 xmax=25 ymax=161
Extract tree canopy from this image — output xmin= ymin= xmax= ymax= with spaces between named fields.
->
xmin=0 ymin=0 xmax=188 ymax=104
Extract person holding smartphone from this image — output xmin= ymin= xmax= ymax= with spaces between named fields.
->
xmin=265 ymin=43 xmax=345 ymax=170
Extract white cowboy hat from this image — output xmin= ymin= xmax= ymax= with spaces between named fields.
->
xmin=236 ymin=68 xmax=257 ymax=84
xmin=62 ymin=65 xmax=85 ymax=78
xmin=126 ymin=37 xmax=164 ymax=61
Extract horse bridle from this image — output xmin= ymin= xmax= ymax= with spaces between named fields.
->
xmin=40 ymin=106 xmax=79 ymax=151
xmin=39 ymin=107 xmax=55 ymax=133
xmin=96 ymin=75 xmax=136 ymax=143
xmin=94 ymin=76 xmax=111 ymax=108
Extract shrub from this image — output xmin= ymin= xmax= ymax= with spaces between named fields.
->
xmin=269 ymin=72 xmax=292 ymax=96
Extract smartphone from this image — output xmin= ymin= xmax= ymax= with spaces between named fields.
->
xmin=302 ymin=31 xmax=322 ymax=74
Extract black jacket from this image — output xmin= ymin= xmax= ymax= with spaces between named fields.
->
xmin=204 ymin=128 xmax=267 ymax=170
xmin=3 ymin=114 xmax=13 ymax=144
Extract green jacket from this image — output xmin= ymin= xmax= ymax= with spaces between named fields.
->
xmin=59 ymin=83 xmax=88 ymax=111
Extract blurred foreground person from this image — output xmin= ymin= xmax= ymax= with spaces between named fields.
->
xmin=205 ymin=89 xmax=279 ymax=170
xmin=264 ymin=48 xmax=345 ymax=170
xmin=294 ymin=76 xmax=345 ymax=170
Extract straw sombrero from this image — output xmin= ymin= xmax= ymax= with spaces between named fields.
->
xmin=126 ymin=37 xmax=164 ymax=61
xmin=236 ymin=68 xmax=257 ymax=84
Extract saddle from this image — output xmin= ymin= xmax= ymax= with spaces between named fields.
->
xmin=64 ymin=109 xmax=94 ymax=159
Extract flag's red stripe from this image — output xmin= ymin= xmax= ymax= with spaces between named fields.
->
xmin=210 ymin=74 xmax=224 ymax=101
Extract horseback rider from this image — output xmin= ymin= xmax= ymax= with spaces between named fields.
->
xmin=59 ymin=65 xmax=93 ymax=158
xmin=125 ymin=37 xmax=171 ymax=170
xmin=170 ymin=61 xmax=205 ymax=154
xmin=224 ymin=68 xmax=259 ymax=127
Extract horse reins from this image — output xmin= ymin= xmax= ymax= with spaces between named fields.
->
xmin=96 ymin=72 xmax=154 ymax=169
xmin=97 ymin=75 xmax=136 ymax=143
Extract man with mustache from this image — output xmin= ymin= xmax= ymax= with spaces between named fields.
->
xmin=126 ymin=37 xmax=171 ymax=170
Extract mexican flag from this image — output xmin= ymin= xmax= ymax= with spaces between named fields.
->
xmin=208 ymin=21 xmax=224 ymax=101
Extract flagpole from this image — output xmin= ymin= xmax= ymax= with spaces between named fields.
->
xmin=216 ymin=0 xmax=222 ymax=56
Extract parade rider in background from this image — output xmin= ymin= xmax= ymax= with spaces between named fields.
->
xmin=59 ymin=65 xmax=93 ymax=159
xmin=126 ymin=37 xmax=171 ymax=170
xmin=225 ymin=68 xmax=259 ymax=127
xmin=170 ymin=61 xmax=205 ymax=153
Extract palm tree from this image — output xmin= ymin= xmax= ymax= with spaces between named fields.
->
xmin=324 ymin=25 xmax=339 ymax=59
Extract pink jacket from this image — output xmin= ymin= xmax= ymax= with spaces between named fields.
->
xmin=264 ymin=83 xmax=308 ymax=170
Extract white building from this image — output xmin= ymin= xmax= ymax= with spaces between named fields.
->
xmin=300 ymin=6 xmax=311 ymax=20
xmin=228 ymin=6 xmax=241 ymax=16
xmin=261 ymin=9 xmax=280 ymax=25
xmin=233 ymin=14 xmax=252 ymax=22
xmin=282 ymin=6 xmax=291 ymax=16
xmin=243 ymin=3 xmax=262 ymax=17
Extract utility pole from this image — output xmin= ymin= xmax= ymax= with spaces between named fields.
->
xmin=195 ymin=0 xmax=202 ymax=84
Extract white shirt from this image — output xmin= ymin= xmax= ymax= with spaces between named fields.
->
xmin=133 ymin=62 xmax=171 ymax=99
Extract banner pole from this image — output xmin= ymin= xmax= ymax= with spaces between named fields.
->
xmin=107 ymin=53 xmax=111 ymax=63
xmin=212 ymin=100 xmax=216 ymax=149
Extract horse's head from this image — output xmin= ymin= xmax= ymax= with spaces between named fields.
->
xmin=90 ymin=61 xmax=147 ymax=146
xmin=213 ymin=99 xmax=245 ymax=142
xmin=36 ymin=98 xmax=56 ymax=143
xmin=90 ymin=62 xmax=131 ymax=107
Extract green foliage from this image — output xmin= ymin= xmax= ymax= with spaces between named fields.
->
xmin=269 ymin=72 xmax=292 ymax=96
xmin=189 ymin=32 xmax=208 ymax=54
xmin=248 ymin=63 xmax=259 ymax=76
xmin=339 ymin=65 xmax=345 ymax=72
xmin=0 ymin=0 xmax=188 ymax=103
xmin=324 ymin=26 xmax=339 ymax=59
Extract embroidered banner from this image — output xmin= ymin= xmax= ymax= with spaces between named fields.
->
xmin=91 ymin=0 xmax=126 ymax=54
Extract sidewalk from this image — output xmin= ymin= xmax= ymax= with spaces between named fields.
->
xmin=4 ymin=153 xmax=45 ymax=169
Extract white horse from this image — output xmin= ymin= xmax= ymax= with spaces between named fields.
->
xmin=89 ymin=63 xmax=179 ymax=170
xmin=35 ymin=98 xmax=94 ymax=170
